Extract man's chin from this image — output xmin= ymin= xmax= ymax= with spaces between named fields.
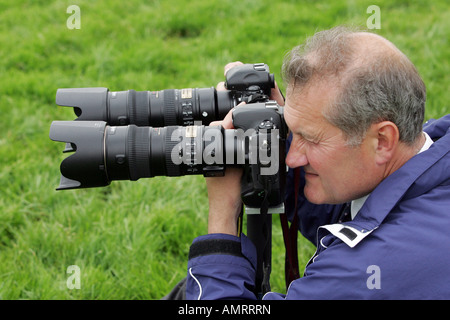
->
xmin=304 ymin=188 xmax=342 ymax=205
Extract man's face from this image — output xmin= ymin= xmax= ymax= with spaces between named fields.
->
xmin=284 ymin=84 xmax=379 ymax=204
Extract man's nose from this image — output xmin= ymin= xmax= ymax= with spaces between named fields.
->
xmin=285 ymin=145 xmax=308 ymax=168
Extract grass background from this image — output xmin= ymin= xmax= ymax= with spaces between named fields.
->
xmin=0 ymin=0 xmax=448 ymax=299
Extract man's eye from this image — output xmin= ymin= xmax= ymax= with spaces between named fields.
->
xmin=299 ymin=134 xmax=318 ymax=145
xmin=293 ymin=134 xmax=318 ymax=146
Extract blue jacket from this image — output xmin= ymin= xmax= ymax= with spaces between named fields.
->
xmin=186 ymin=115 xmax=450 ymax=299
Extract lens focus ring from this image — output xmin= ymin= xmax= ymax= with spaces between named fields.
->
xmin=163 ymin=89 xmax=177 ymax=126
xmin=127 ymin=125 xmax=151 ymax=180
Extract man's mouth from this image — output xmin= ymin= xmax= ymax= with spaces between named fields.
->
xmin=304 ymin=171 xmax=318 ymax=177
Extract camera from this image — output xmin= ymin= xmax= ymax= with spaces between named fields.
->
xmin=55 ymin=63 xmax=274 ymax=126
xmin=50 ymin=63 xmax=286 ymax=213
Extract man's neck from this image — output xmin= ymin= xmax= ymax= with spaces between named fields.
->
xmin=350 ymin=132 xmax=433 ymax=220
xmin=383 ymin=133 xmax=427 ymax=178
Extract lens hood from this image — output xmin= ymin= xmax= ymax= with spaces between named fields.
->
xmin=49 ymin=121 xmax=109 ymax=190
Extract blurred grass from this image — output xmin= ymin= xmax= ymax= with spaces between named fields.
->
xmin=0 ymin=0 xmax=448 ymax=299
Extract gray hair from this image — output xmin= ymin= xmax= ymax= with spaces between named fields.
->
xmin=282 ymin=26 xmax=426 ymax=146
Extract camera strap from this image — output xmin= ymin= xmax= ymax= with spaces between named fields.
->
xmin=280 ymin=167 xmax=301 ymax=290
xmin=259 ymin=183 xmax=271 ymax=296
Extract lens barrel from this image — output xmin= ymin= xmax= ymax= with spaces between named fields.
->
xmin=49 ymin=121 xmax=231 ymax=190
xmin=56 ymin=87 xmax=234 ymax=126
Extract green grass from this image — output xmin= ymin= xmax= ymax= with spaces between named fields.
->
xmin=0 ymin=0 xmax=448 ymax=299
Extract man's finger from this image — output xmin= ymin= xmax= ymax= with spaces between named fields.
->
xmin=224 ymin=61 xmax=244 ymax=76
xmin=271 ymin=81 xmax=285 ymax=106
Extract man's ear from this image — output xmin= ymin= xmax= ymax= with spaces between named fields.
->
xmin=372 ymin=121 xmax=400 ymax=165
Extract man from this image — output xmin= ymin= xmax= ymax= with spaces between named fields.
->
xmin=185 ymin=26 xmax=450 ymax=299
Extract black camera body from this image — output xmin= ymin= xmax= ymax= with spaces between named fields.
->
xmin=231 ymin=102 xmax=286 ymax=214
xmin=50 ymin=63 xmax=286 ymax=213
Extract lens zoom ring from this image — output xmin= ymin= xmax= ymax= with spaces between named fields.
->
xmin=163 ymin=89 xmax=177 ymax=126
xmin=128 ymin=126 xmax=150 ymax=180
xmin=165 ymin=126 xmax=182 ymax=176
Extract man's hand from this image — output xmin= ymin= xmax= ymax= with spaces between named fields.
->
xmin=206 ymin=108 xmax=244 ymax=236
xmin=205 ymin=62 xmax=246 ymax=236
xmin=270 ymin=81 xmax=285 ymax=106
xmin=205 ymin=61 xmax=285 ymax=236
